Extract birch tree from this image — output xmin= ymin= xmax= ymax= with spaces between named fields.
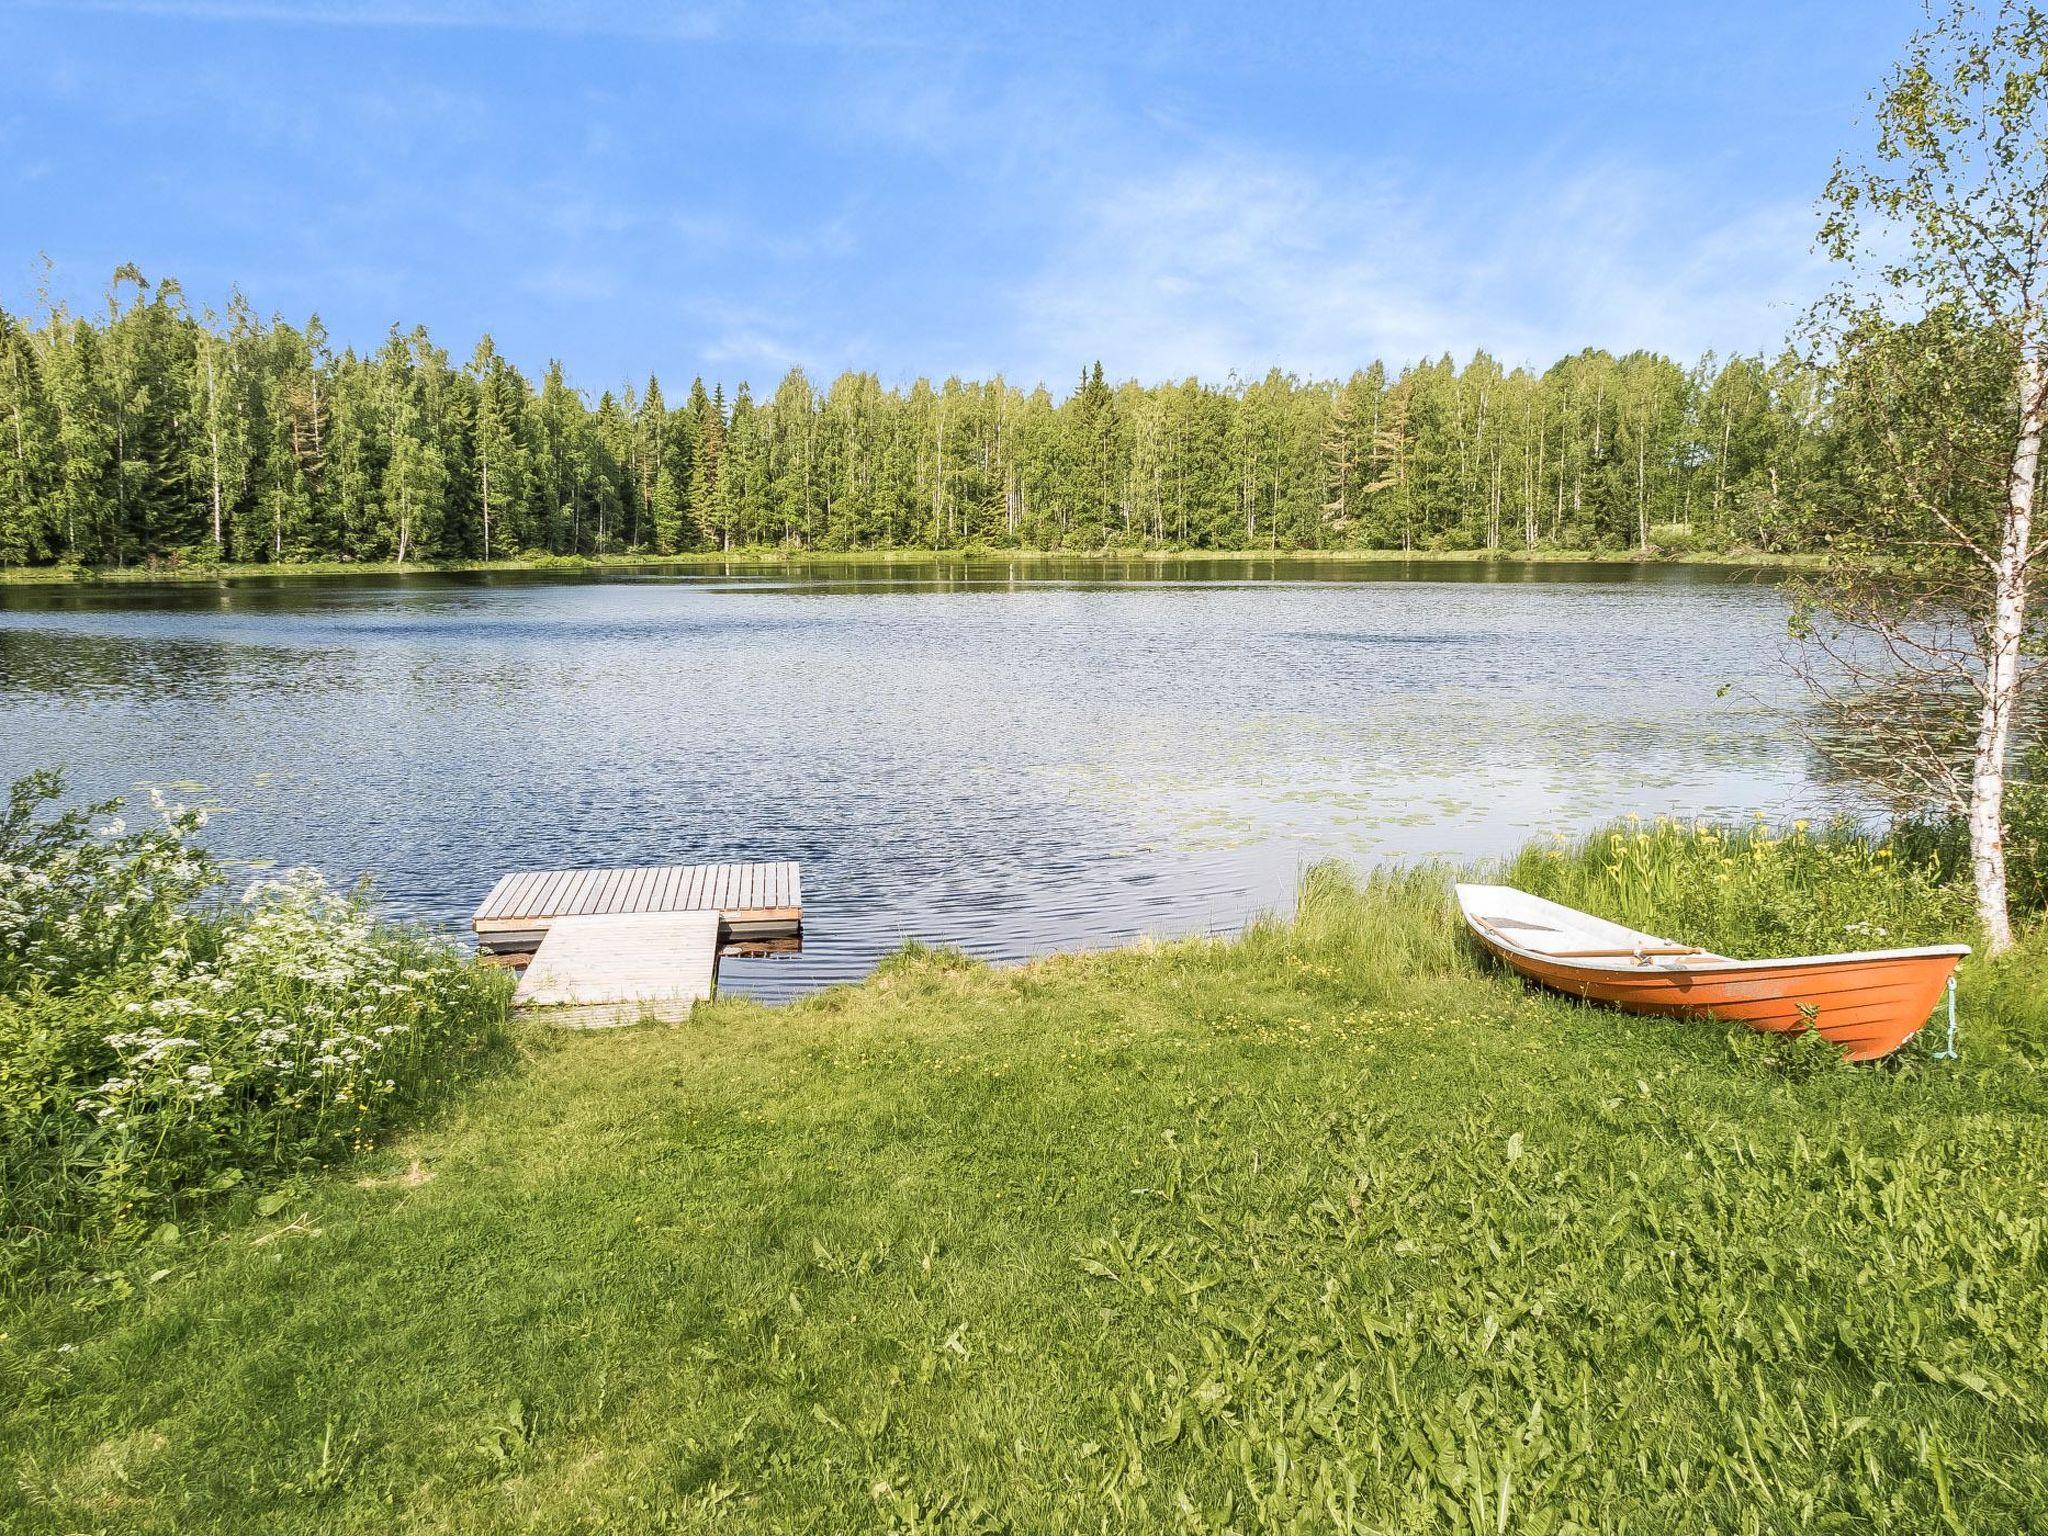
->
xmin=1806 ymin=0 xmax=2048 ymax=952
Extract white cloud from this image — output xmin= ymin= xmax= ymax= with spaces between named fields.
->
xmin=1017 ymin=153 xmax=1450 ymax=382
xmin=1014 ymin=145 xmax=1831 ymax=384
xmin=680 ymin=297 xmax=866 ymax=380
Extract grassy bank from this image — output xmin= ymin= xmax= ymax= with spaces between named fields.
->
xmin=3 ymin=827 xmax=2044 ymax=1531
xmin=0 ymin=545 xmax=1830 ymax=586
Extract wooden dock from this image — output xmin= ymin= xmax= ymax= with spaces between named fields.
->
xmin=472 ymin=860 xmax=802 ymax=1027
xmin=511 ymin=911 xmax=722 ymax=1027
xmin=472 ymin=861 xmax=802 ymax=951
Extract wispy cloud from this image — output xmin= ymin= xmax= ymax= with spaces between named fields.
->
xmin=1018 ymin=152 xmax=1442 ymax=382
xmin=0 ymin=0 xmax=952 ymax=45
xmin=683 ymin=297 xmax=868 ymax=379
xmin=1014 ymin=144 xmax=1830 ymax=384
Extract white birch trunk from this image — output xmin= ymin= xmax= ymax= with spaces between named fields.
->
xmin=1969 ymin=347 xmax=2044 ymax=954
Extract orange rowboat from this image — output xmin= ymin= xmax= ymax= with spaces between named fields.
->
xmin=1455 ymin=884 xmax=1968 ymax=1062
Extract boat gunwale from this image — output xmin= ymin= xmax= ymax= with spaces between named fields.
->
xmin=1454 ymin=885 xmax=1970 ymax=976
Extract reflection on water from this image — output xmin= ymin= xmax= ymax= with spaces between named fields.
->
xmin=0 ymin=558 xmax=1832 ymax=1000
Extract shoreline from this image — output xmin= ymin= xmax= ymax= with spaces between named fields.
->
xmin=0 ymin=545 xmax=1828 ymax=587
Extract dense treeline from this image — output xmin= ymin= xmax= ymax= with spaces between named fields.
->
xmin=0 ymin=267 xmax=1848 ymax=567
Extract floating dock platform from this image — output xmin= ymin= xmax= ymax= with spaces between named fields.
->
xmin=471 ymin=861 xmax=801 ymax=1026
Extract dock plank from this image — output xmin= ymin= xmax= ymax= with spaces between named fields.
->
xmin=512 ymin=911 xmax=721 ymax=1028
xmin=562 ymin=869 xmax=604 ymax=915
xmin=496 ymin=871 xmax=538 ymax=918
xmin=614 ymin=868 xmax=647 ymax=914
xmin=476 ymin=873 xmax=519 ymax=921
xmin=471 ymin=859 xmax=803 ymax=945
xmin=524 ymin=871 xmax=568 ymax=916
xmin=529 ymin=869 xmax=576 ymax=916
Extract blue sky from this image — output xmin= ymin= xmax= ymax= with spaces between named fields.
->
xmin=1 ymin=0 xmax=1919 ymax=394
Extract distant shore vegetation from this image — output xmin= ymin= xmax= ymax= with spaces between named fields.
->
xmin=2 ymin=268 xmax=1858 ymax=572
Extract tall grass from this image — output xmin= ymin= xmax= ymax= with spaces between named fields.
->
xmin=1237 ymin=861 xmax=1468 ymax=998
xmin=0 ymin=773 xmax=509 ymax=1280
xmin=1501 ymin=814 xmax=1976 ymax=958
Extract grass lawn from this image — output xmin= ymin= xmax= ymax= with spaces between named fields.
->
xmin=3 ymin=868 xmax=2044 ymax=1532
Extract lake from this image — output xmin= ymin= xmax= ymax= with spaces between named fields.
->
xmin=0 ymin=558 xmax=1834 ymax=999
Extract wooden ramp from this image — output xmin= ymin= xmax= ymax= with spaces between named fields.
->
xmin=472 ymin=860 xmax=801 ymax=953
xmin=512 ymin=911 xmax=722 ymax=1028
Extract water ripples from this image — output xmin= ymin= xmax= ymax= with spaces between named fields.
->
xmin=0 ymin=560 xmax=1834 ymax=1001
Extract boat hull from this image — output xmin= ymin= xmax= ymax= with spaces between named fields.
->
xmin=1470 ymin=931 xmax=1964 ymax=1062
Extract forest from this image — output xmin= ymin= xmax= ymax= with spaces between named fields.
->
xmin=0 ymin=266 xmax=1855 ymax=567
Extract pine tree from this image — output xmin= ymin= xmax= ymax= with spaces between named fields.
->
xmin=1320 ymin=380 xmax=1360 ymax=544
xmin=715 ymin=383 xmax=752 ymax=550
xmin=46 ymin=317 xmax=116 ymax=563
xmin=685 ymin=379 xmax=723 ymax=546
xmin=1364 ymin=379 xmax=1414 ymax=550
xmin=0 ymin=309 xmax=60 ymax=564
xmin=469 ymin=336 xmax=525 ymax=559
xmin=635 ymin=375 xmax=669 ymax=552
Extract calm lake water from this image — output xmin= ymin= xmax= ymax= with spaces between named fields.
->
xmin=0 ymin=559 xmax=1836 ymax=999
